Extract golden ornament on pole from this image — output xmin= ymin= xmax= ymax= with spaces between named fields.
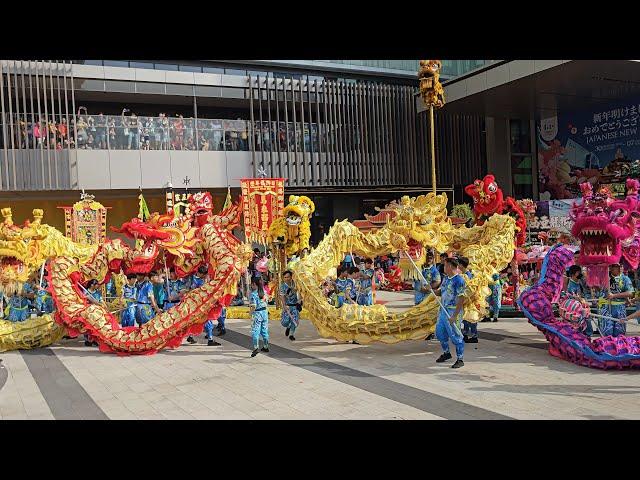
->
xmin=418 ymin=60 xmax=446 ymax=193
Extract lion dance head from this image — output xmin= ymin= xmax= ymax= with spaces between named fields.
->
xmin=268 ymin=195 xmax=315 ymax=257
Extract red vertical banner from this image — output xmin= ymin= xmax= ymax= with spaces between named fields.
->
xmin=241 ymin=178 xmax=285 ymax=245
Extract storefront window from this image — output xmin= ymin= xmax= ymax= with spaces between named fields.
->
xmin=510 ymin=119 xmax=531 ymax=154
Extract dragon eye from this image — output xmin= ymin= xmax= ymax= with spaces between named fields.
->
xmin=487 ymin=183 xmax=498 ymax=193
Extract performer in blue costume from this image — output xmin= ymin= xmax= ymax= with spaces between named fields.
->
xmin=280 ymin=270 xmax=300 ymax=341
xmin=190 ymin=265 xmax=220 ymax=346
xmin=413 ymin=250 xmax=441 ymax=306
xmin=164 ymin=268 xmax=187 ymax=310
xmin=135 ymin=273 xmax=161 ymax=327
xmin=357 ymin=258 xmax=377 ymax=306
xmin=486 ymin=273 xmax=503 ymax=323
xmin=250 ymin=278 xmax=270 ymax=357
xmin=599 ymin=263 xmax=633 ymax=337
xmin=215 ymin=307 xmax=227 ymax=336
xmin=456 ymin=257 xmax=478 ymax=344
xmin=83 ymin=279 xmax=106 ymax=346
xmin=435 ymin=257 xmax=466 ymax=369
xmin=5 ymin=282 xmax=32 ymax=322
xmin=121 ymin=273 xmax=138 ymax=327
xmin=334 ymin=266 xmax=355 ymax=308
xmin=35 ymin=278 xmax=54 ymax=314
xmin=562 ymin=265 xmax=592 ymax=336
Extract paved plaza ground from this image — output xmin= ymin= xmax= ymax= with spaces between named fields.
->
xmin=1 ymin=290 xmax=640 ymax=420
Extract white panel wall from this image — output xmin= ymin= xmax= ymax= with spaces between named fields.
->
xmin=170 ymin=151 xmax=201 ymax=188
xmin=198 ymin=151 xmax=228 ymax=188
xmin=77 ymin=150 xmax=111 ymax=190
xmin=226 ymin=152 xmax=252 ymax=186
xmin=141 ymin=150 xmax=172 ymax=189
xmin=110 ymin=150 xmax=142 ymax=189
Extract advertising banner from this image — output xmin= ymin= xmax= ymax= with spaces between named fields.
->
xmin=538 ymin=98 xmax=640 ymax=200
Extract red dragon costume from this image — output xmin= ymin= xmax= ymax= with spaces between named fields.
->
xmin=465 ymin=174 xmax=527 ymax=246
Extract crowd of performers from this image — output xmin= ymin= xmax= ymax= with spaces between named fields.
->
xmin=561 ymin=256 xmax=640 ymax=338
xmin=1 ymin=246 xmax=503 ymax=369
xmin=0 ymin=272 xmax=54 ymax=322
xmin=1 ymin=264 xmax=228 ymax=348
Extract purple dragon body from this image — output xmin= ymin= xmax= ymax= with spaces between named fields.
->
xmin=518 ymin=179 xmax=640 ymax=369
xmin=518 ymin=245 xmax=640 ymax=369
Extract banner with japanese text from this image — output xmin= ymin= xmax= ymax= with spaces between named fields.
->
xmin=240 ymin=178 xmax=285 ymax=245
xmin=538 ymin=98 xmax=640 ymax=200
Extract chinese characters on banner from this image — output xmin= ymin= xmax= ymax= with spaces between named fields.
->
xmin=58 ymin=199 xmax=109 ymax=245
xmin=538 ymin=98 xmax=640 ymax=200
xmin=240 ymin=178 xmax=285 ymax=245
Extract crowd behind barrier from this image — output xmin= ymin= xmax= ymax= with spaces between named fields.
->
xmin=0 ymin=111 xmax=361 ymax=153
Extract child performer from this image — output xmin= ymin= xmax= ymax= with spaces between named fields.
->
xmin=280 ymin=270 xmax=300 ymax=341
xmin=121 ymin=273 xmax=138 ymax=327
xmin=84 ymin=279 xmax=107 ymax=347
xmin=250 ymin=277 xmax=269 ymax=357
xmin=435 ymin=257 xmax=466 ymax=368
xmin=357 ymin=258 xmax=376 ymax=306
xmin=335 ymin=266 xmax=355 ymax=308
xmin=136 ymin=272 xmax=162 ymax=328
xmin=485 ymin=273 xmax=503 ymax=323
xmin=413 ymin=249 xmax=441 ymax=306
xmin=600 ymin=263 xmax=633 ymax=337
xmin=457 ymin=256 xmax=478 ymax=344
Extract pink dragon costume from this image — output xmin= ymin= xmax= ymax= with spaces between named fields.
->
xmin=517 ymin=179 xmax=640 ymax=369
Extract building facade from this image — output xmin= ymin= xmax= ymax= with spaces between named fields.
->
xmin=434 ymin=60 xmax=640 ymax=206
xmin=0 ymin=59 xmax=492 ymax=241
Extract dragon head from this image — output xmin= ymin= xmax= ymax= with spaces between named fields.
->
xmin=383 ymin=193 xmax=452 ymax=279
xmin=465 ymin=174 xmax=504 ymax=217
xmin=188 ymin=191 xmax=214 ymax=227
xmin=571 ymin=183 xmax=640 ymax=283
xmin=112 ymin=211 xmax=199 ymax=275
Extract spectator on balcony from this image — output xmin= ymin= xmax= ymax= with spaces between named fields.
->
xmin=125 ymin=113 xmax=139 ymax=150
xmin=107 ymin=117 xmax=116 ymax=148
xmin=95 ymin=114 xmax=107 ymax=149
xmin=76 ymin=116 xmax=88 ymax=148
xmin=240 ymin=127 xmax=248 ymax=151
xmin=86 ymin=134 xmax=94 ymax=150
xmin=160 ymin=114 xmax=170 ymax=150
xmin=200 ymin=135 xmax=210 ymax=151
xmin=17 ymin=120 xmax=27 ymax=148
xmin=184 ymin=118 xmax=194 ymax=147
xmin=171 ymin=115 xmax=184 ymax=150
xmin=87 ymin=115 xmax=97 ymax=145
xmin=26 ymin=120 xmax=34 ymax=147
xmin=152 ymin=117 xmax=162 ymax=150
xmin=48 ymin=120 xmax=57 ymax=148
xmin=58 ymin=118 xmax=68 ymax=148
xmin=261 ymin=124 xmax=271 ymax=151
xmin=142 ymin=118 xmax=152 ymax=150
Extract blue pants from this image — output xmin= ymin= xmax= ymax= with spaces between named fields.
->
xmin=251 ymin=310 xmax=269 ymax=349
xmin=136 ymin=304 xmax=156 ymax=326
xmin=357 ymin=291 xmax=373 ymax=306
xmin=281 ymin=305 xmax=299 ymax=335
xmin=462 ymin=320 xmax=477 ymax=338
xmin=121 ymin=303 xmax=136 ymax=327
xmin=203 ymin=320 xmax=214 ymax=339
xmin=599 ymin=303 xmax=627 ymax=337
xmin=217 ymin=308 xmax=226 ymax=331
xmin=435 ymin=309 xmax=464 ymax=359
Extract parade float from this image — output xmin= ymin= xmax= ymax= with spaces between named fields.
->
xmin=518 ymin=179 xmax=640 ymax=369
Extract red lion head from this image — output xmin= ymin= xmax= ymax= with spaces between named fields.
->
xmin=465 ymin=174 xmax=504 ymax=216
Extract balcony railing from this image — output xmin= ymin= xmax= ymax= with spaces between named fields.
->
xmin=0 ymin=114 xmax=359 ymax=153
